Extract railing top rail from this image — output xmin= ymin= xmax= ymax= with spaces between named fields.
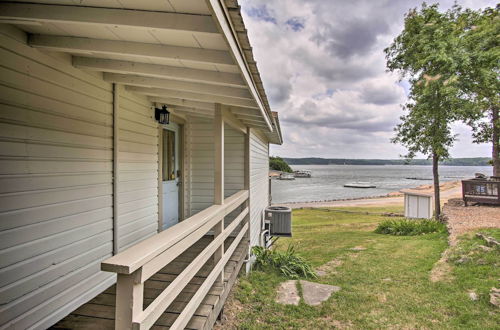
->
xmin=462 ymin=179 xmax=500 ymax=184
xmin=102 ymin=189 xmax=249 ymax=275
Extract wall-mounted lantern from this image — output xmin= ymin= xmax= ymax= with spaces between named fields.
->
xmin=155 ymin=105 xmax=170 ymax=125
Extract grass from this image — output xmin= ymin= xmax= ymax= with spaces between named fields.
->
xmin=230 ymin=206 xmax=500 ymax=329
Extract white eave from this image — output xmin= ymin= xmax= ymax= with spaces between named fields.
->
xmin=0 ymin=0 xmax=283 ymax=144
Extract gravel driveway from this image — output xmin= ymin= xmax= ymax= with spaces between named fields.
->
xmin=443 ymin=199 xmax=500 ymax=245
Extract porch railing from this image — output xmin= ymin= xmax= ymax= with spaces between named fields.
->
xmin=101 ymin=190 xmax=249 ymax=330
xmin=462 ymin=179 xmax=500 ymax=206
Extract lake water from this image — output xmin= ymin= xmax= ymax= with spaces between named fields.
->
xmin=271 ymin=165 xmax=492 ymax=204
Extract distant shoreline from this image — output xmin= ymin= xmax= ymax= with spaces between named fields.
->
xmin=284 ymin=157 xmax=491 ymax=167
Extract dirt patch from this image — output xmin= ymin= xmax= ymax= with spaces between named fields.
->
xmin=214 ymin=279 xmax=244 ymax=330
xmin=430 ymin=251 xmax=454 ymax=283
xmin=316 ymin=258 xmax=343 ymax=277
xmin=377 ymin=292 xmax=387 ymax=303
xmin=443 ymin=199 xmax=500 ymax=246
xmin=318 ymin=316 xmax=353 ymax=329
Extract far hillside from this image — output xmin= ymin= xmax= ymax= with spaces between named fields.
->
xmin=283 ymin=157 xmax=491 ymax=166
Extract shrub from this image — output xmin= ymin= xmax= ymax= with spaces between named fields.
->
xmin=374 ymin=219 xmax=446 ymax=236
xmin=251 ymin=245 xmax=317 ymax=279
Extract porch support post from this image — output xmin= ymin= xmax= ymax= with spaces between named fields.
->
xmin=244 ymin=127 xmax=251 ymax=267
xmin=157 ymin=125 xmax=163 ymax=231
xmin=112 ymin=83 xmax=120 ymax=254
xmin=214 ymin=103 xmax=224 ymax=284
xmin=214 ymin=103 xmax=224 ymax=205
xmin=244 ymin=127 xmax=250 ymax=191
xmin=115 ymin=270 xmax=143 ymax=330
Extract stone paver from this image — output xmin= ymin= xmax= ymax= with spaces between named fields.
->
xmin=301 ymin=280 xmax=341 ymax=306
xmin=276 ymin=280 xmax=341 ymax=306
xmin=275 ymin=280 xmax=300 ymax=305
xmin=490 ymin=287 xmax=500 ymax=308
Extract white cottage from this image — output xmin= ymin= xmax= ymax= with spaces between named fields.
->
xmin=0 ymin=1 xmax=283 ymax=329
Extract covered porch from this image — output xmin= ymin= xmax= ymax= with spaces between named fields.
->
xmin=54 ymin=221 xmax=248 ymax=330
xmin=0 ymin=0 xmax=282 ymax=329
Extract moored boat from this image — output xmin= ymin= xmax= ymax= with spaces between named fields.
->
xmin=294 ymin=170 xmax=312 ymax=178
xmin=344 ymin=182 xmax=376 ymax=188
xmin=278 ymin=172 xmax=296 ymax=180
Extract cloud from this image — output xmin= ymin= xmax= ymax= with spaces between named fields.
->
xmin=359 ymin=78 xmax=406 ymax=105
xmin=311 ymin=17 xmax=389 ymax=59
xmin=240 ymin=0 xmax=495 ymax=158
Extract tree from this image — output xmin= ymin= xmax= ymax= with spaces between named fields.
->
xmin=269 ymin=156 xmax=293 ymax=173
xmin=456 ymin=6 xmax=500 ymax=177
xmin=385 ymin=4 xmax=470 ymax=218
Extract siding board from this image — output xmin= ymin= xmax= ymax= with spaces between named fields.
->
xmin=249 ymin=130 xmax=269 ymax=248
xmin=0 ymin=26 xmax=114 ymax=329
xmin=116 ymin=86 xmax=159 ymax=251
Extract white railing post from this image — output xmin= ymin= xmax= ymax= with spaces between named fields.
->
xmin=214 ymin=104 xmax=224 ymax=285
xmin=244 ymin=127 xmax=250 ymax=244
xmin=115 ymin=269 xmax=143 ymax=330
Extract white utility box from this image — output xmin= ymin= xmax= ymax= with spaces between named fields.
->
xmin=401 ymin=189 xmax=434 ymax=219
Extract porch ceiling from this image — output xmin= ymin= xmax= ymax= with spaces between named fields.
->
xmin=0 ymin=0 xmax=283 ymax=142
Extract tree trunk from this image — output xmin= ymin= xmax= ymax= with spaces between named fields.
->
xmin=432 ymin=152 xmax=441 ymax=219
xmin=492 ymin=106 xmax=500 ymax=178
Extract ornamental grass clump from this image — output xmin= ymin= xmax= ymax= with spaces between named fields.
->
xmin=375 ymin=219 xmax=446 ymax=236
xmin=251 ymin=245 xmax=317 ymax=279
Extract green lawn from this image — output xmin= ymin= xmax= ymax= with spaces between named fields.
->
xmin=231 ymin=206 xmax=499 ymax=329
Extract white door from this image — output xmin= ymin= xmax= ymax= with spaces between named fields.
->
xmin=162 ymin=123 xmax=180 ymax=230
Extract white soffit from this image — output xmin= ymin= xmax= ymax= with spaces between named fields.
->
xmin=2 ymin=0 xmax=278 ymax=135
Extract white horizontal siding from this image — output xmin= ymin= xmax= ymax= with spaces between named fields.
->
xmin=0 ymin=26 xmax=114 ymax=329
xmin=186 ymin=118 xmax=214 ymax=216
xmin=249 ymin=130 xmax=270 ymax=248
xmin=185 ymin=118 xmax=246 ymax=219
xmin=224 ymin=126 xmax=245 ymax=197
xmin=116 ymin=87 xmax=159 ymax=252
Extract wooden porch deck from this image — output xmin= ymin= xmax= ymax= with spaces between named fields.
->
xmin=52 ymin=236 xmax=248 ymax=330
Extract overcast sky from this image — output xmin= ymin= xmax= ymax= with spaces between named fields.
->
xmin=239 ymin=0 xmax=496 ymax=159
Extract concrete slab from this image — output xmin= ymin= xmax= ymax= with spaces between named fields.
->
xmin=275 ymin=280 xmax=300 ymax=305
xmin=301 ymin=280 xmax=341 ymax=306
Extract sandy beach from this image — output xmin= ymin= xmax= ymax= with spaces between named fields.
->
xmin=278 ymin=180 xmax=462 ymax=209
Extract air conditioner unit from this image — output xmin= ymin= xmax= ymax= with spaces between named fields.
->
xmin=265 ymin=206 xmax=292 ymax=237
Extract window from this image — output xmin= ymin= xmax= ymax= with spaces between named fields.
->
xmin=162 ymin=129 xmax=175 ymax=181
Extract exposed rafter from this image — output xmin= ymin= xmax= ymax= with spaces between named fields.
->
xmin=234 ymin=116 xmax=266 ymax=125
xmin=73 ymin=57 xmax=245 ymax=88
xmin=170 ymin=106 xmax=213 ymax=118
xmin=104 ymin=73 xmax=252 ymax=100
xmin=222 ymin=107 xmax=246 ymax=134
xmin=148 ymin=97 xmax=215 ymax=112
xmin=29 ymin=35 xmax=236 ymax=67
xmin=127 ymin=86 xmax=258 ymax=109
xmin=233 ymin=113 xmax=263 ymax=121
xmin=230 ymin=107 xmax=261 ymax=117
xmin=0 ymin=3 xmax=219 ymax=35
